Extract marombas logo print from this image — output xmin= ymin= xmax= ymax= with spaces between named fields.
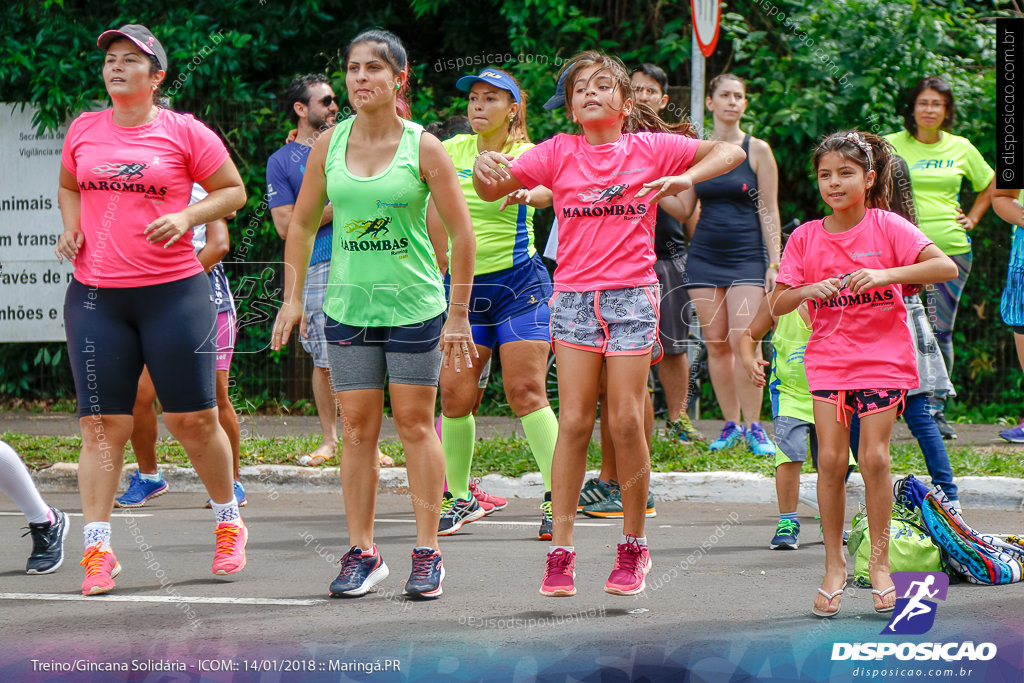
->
xmin=831 ymin=572 xmax=997 ymax=663
xmin=80 ymin=161 xmax=168 ymax=197
xmin=340 ymin=217 xmax=410 ymax=256
xmin=561 ymin=183 xmax=646 ymax=219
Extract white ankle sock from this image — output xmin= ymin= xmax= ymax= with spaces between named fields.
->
xmin=210 ymin=497 xmax=241 ymax=524
xmin=83 ymin=522 xmax=112 ymax=551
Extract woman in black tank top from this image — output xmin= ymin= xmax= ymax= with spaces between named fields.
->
xmin=677 ymin=73 xmax=782 ymax=454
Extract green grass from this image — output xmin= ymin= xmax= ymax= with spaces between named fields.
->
xmin=5 ymin=431 xmax=1024 ymax=480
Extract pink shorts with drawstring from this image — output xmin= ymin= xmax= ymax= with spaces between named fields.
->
xmin=811 ymin=388 xmax=906 ymax=428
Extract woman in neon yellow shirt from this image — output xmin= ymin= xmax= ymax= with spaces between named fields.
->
xmin=885 ymin=76 xmax=994 ymax=438
xmin=430 ymin=68 xmax=558 ymax=542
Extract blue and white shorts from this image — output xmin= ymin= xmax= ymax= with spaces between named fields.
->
xmin=549 ymin=285 xmax=662 ymax=362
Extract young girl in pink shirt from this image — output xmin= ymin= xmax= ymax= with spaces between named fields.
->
xmin=474 ymin=51 xmax=742 ymax=597
xmin=769 ymin=131 xmax=956 ymax=617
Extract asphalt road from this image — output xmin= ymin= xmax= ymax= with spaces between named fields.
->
xmin=2 ymin=492 xmax=1024 ymax=682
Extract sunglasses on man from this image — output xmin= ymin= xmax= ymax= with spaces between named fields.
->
xmin=313 ymin=95 xmax=339 ymax=107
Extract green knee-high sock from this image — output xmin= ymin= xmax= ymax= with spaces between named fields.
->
xmin=520 ymin=406 xmax=557 ymax=492
xmin=442 ymin=414 xmax=475 ymax=500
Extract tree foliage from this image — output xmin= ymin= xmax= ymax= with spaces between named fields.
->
xmin=0 ymin=0 xmax=1015 ymax=416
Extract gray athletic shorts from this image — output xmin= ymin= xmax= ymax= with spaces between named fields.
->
xmin=326 ymin=344 xmax=442 ymax=391
xmin=774 ymin=415 xmax=814 ymax=466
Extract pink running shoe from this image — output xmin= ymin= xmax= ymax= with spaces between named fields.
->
xmin=604 ymin=536 xmax=651 ymax=596
xmin=540 ymin=548 xmax=577 ymax=597
xmin=469 ymin=478 xmax=507 ymax=514
xmin=80 ymin=542 xmax=122 ymax=596
xmin=212 ymin=521 xmax=248 ymax=575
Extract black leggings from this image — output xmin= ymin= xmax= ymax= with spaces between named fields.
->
xmin=65 ymin=274 xmax=217 ymax=417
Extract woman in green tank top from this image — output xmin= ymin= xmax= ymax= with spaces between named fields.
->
xmin=271 ymin=29 xmax=475 ymax=600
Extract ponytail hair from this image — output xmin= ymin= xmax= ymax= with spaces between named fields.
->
xmin=345 ymin=29 xmax=411 ymax=119
xmin=888 ymin=154 xmax=917 ymax=225
xmin=629 ymin=102 xmax=698 ymax=137
xmin=812 ymin=130 xmax=895 ymax=210
xmin=557 ymin=51 xmax=696 ymax=138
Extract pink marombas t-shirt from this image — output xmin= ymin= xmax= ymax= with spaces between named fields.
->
xmin=510 ymin=131 xmax=700 ymax=292
xmin=61 ymin=108 xmax=229 ymax=287
xmin=776 ymin=208 xmax=934 ymax=391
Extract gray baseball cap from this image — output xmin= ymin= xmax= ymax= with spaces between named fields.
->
xmin=98 ymin=24 xmax=167 ymax=72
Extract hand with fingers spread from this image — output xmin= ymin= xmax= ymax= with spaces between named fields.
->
xmin=845 ymin=268 xmax=892 ymax=294
xmin=144 ymin=212 xmax=192 ymax=247
xmin=635 ymin=173 xmax=693 ymax=204
xmin=473 ymin=151 xmax=514 ymax=185
xmin=440 ymin=313 xmax=477 ymax=373
xmin=56 ymin=229 xmax=84 ymax=262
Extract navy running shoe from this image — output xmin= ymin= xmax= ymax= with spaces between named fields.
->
xmin=769 ymin=519 xmax=800 ymax=550
xmin=115 ymin=471 xmax=169 ymax=508
xmin=329 ymin=546 xmax=389 ymax=598
xmin=437 ymin=492 xmax=485 ymax=536
xmin=25 ymin=507 xmax=69 ymax=574
xmin=405 ymin=547 xmax=445 ymax=599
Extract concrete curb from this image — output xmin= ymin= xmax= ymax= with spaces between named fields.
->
xmin=30 ymin=464 xmax=1024 ymax=511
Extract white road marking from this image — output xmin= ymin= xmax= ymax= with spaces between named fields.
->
xmin=0 ymin=593 xmax=319 ymax=606
xmin=0 ymin=512 xmax=152 ymax=518
xmin=373 ymin=518 xmax=613 ymax=527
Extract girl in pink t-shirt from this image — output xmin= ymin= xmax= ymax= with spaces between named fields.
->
xmin=770 ymin=131 xmax=956 ymax=617
xmin=474 ymin=51 xmax=743 ymax=598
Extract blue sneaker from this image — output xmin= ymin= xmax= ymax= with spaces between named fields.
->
xmin=1000 ymin=420 xmax=1024 ymax=443
xmin=115 ymin=471 xmax=169 ymax=508
xmin=329 ymin=546 xmax=389 ymax=597
xmin=709 ymin=421 xmax=745 ymax=451
xmin=405 ymin=547 xmax=445 ymax=599
xmin=746 ymin=422 xmax=777 ymax=455
xmin=769 ymin=519 xmax=800 ymax=550
xmin=203 ymin=480 xmax=247 ymax=509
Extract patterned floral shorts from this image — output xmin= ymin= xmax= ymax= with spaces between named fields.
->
xmin=549 ymin=285 xmax=662 ymax=362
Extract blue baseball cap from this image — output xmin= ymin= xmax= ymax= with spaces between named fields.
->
xmin=455 ymin=68 xmax=521 ymax=105
xmin=543 ymin=60 xmax=579 ymax=110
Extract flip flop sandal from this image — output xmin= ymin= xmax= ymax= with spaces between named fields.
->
xmin=812 ymin=581 xmax=847 ymax=618
xmin=872 ymin=585 xmax=897 ymax=613
xmin=296 ymin=453 xmax=331 ymax=467
xmin=377 ymin=450 xmax=395 ymax=467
